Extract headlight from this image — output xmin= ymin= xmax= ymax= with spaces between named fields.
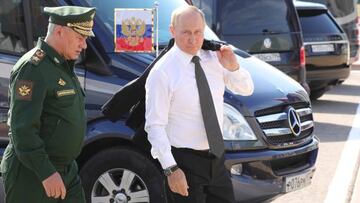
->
xmin=223 ymin=103 xmax=257 ymax=141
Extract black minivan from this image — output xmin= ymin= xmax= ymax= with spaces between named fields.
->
xmin=191 ymin=0 xmax=309 ymax=92
xmin=295 ymin=1 xmax=351 ymax=100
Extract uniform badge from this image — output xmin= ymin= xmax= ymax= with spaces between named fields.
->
xmin=15 ymin=80 xmax=33 ymax=101
xmin=35 ymin=49 xmax=45 ymax=58
xmin=56 ymin=89 xmax=76 ymax=97
xmin=32 ymin=56 xmax=40 ymax=63
xmin=58 ymin=78 xmax=66 ymax=86
xmin=30 ymin=49 xmax=45 ymax=65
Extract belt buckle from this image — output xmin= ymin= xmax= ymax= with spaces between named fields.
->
xmin=198 ymin=149 xmax=212 ymax=157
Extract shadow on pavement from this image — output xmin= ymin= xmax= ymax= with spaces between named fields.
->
xmin=352 ymin=64 xmax=360 ymax=70
xmin=324 ymin=84 xmax=360 ymax=96
xmin=314 ymin=121 xmax=354 ymax=143
xmin=311 ymin=99 xmax=358 ymax=115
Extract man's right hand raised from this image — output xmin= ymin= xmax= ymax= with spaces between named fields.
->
xmin=167 ymin=168 xmax=189 ymax=196
xmin=42 ymin=172 xmax=67 ymax=199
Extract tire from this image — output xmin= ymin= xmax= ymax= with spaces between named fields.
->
xmin=80 ymin=147 xmax=166 ymax=203
xmin=310 ymin=88 xmax=327 ymax=100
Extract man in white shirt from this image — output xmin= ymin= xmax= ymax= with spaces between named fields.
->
xmin=145 ymin=5 xmax=254 ymax=203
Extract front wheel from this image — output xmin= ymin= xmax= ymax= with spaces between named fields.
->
xmin=80 ymin=147 xmax=166 ymax=203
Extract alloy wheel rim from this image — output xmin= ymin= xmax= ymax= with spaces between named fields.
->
xmin=91 ymin=168 xmax=150 ymax=203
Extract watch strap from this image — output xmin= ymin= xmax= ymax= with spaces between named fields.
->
xmin=164 ymin=165 xmax=179 ymax=176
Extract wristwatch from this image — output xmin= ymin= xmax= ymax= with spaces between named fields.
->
xmin=164 ymin=165 xmax=179 ymax=176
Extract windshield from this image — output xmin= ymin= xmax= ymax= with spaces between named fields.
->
xmin=298 ymin=10 xmax=341 ymax=34
xmin=84 ymin=0 xmax=219 ymax=45
xmin=220 ymin=0 xmax=293 ymax=35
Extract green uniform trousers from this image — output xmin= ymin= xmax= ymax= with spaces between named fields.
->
xmin=3 ymin=156 xmax=85 ymax=203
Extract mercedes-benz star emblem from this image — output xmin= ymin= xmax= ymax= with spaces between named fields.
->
xmin=263 ymin=38 xmax=272 ymax=49
xmin=287 ymin=107 xmax=302 ymax=136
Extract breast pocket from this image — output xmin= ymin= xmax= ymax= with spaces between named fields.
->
xmin=55 ymin=89 xmax=76 ymax=107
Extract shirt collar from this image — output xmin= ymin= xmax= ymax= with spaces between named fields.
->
xmin=173 ymin=43 xmax=201 ymax=65
xmin=36 ymin=38 xmax=76 ymax=71
xmin=36 ymin=38 xmax=66 ymax=66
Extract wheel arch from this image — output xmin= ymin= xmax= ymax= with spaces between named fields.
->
xmin=77 ymin=135 xmax=135 ymax=170
xmin=78 ymin=118 xmax=163 ymax=173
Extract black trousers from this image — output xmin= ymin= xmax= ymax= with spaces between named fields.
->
xmin=167 ymin=147 xmax=236 ymax=203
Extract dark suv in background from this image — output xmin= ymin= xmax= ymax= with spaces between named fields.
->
xmin=191 ymin=0 xmax=310 ymax=93
xmin=295 ymin=1 xmax=351 ymax=100
xmin=301 ymin=0 xmax=359 ymax=62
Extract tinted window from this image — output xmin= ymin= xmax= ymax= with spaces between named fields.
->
xmin=220 ymin=0 xmax=293 ymax=35
xmin=30 ymin=0 xmax=57 ymax=47
xmin=192 ymin=0 xmax=215 ymax=28
xmin=298 ymin=10 xmax=341 ymax=34
xmin=0 ymin=0 xmax=27 ymax=54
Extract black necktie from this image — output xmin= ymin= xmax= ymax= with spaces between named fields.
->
xmin=192 ymin=55 xmax=224 ymax=158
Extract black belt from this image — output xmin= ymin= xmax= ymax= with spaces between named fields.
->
xmin=172 ymin=146 xmax=215 ymax=158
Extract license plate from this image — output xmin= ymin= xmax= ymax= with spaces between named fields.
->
xmin=311 ymin=44 xmax=334 ymax=53
xmin=285 ymin=170 xmax=313 ymax=193
xmin=253 ymin=53 xmax=281 ymax=62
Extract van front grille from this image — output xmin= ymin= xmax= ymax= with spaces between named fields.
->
xmin=255 ymin=103 xmax=314 ymax=147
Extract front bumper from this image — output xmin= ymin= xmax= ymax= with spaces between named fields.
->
xmin=226 ymin=137 xmax=319 ymax=202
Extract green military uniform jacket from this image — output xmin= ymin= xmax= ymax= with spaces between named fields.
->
xmin=1 ymin=38 xmax=86 ymax=181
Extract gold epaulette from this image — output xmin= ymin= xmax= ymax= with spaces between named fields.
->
xmin=30 ymin=49 xmax=46 ymax=65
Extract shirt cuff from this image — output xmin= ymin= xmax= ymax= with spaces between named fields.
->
xmin=158 ymin=152 xmax=177 ymax=169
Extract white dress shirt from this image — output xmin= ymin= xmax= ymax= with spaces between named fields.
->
xmin=145 ymin=43 xmax=254 ymax=169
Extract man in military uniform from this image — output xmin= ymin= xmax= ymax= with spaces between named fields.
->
xmin=0 ymin=6 xmax=95 ymax=203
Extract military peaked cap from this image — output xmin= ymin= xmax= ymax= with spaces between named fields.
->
xmin=44 ymin=6 xmax=96 ymax=37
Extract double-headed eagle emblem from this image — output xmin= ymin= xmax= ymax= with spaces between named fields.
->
xmin=121 ymin=17 xmax=146 ymax=46
xmin=18 ymin=85 xmax=31 ymax=96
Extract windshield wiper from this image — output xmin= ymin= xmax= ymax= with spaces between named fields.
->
xmin=262 ymin=29 xmax=282 ymax=34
